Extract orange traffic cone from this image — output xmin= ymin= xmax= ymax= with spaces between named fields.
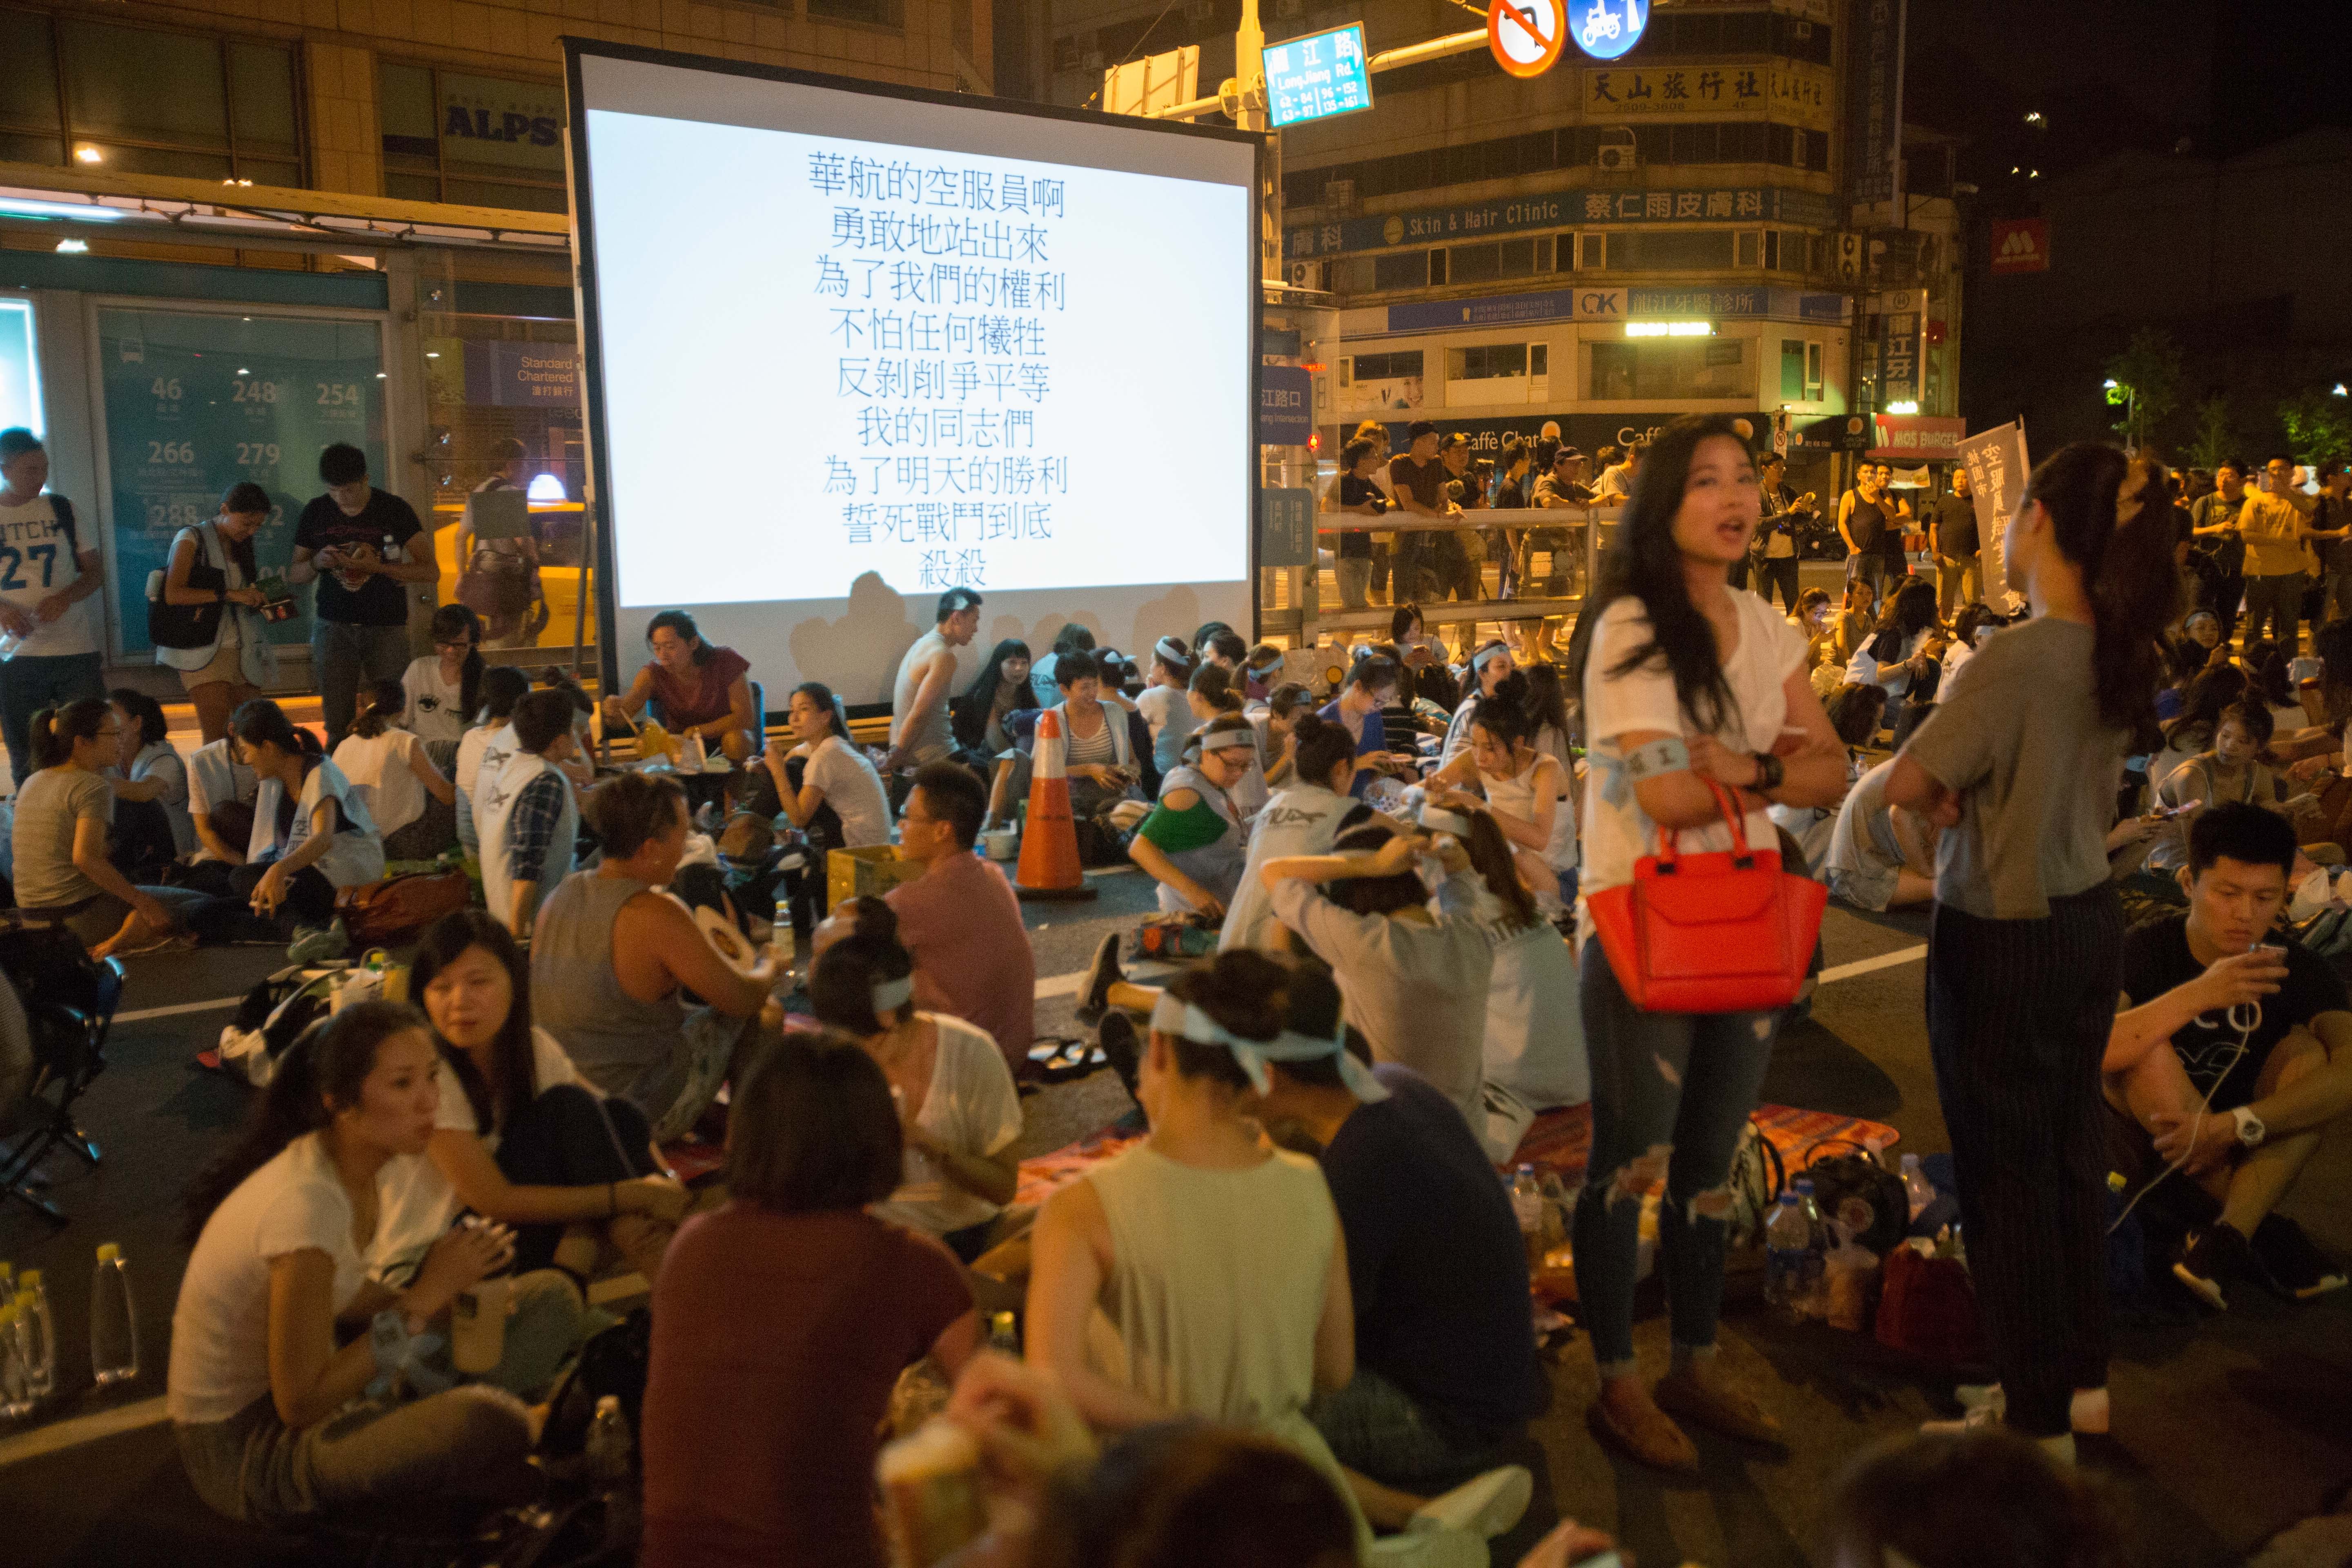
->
xmin=1014 ymin=708 xmax=1098 ymax=902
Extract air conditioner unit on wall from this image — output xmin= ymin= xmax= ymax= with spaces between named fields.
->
xmin=1596 ymin=145 xmax=1637 ymax=173
xmin=1836 ymin=231 xmax=1862 ymax=282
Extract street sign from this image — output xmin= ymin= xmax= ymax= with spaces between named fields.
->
xmin=1259 ymin=488 xmax=1317 ymax=568
xmin=1569 ymin=0 xmax=1648 ymax=61
xmin=1102 ymin=46 xmax=1200 ymax=118
xmin=1488 ymin=0 xmax=1567 ymax=79
xmin=1263 ymin=24 xmax=1373 ymax=130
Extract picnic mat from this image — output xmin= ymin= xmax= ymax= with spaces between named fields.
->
xmin=1000 ymin=1102 xmax=1899 ymax=1212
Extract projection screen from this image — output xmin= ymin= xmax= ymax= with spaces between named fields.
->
xmin=564 ymin=42 xmax=1261 ymax=708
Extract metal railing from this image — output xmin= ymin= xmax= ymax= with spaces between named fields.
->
xmin=1292 ymin=503 xmax=1620 ymax=641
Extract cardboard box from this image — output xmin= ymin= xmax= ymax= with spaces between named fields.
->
xmin=827 ymin=844 xmax=924 ymax=911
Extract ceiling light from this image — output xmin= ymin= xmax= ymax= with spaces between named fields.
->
xmin=74 ymin=144 xmax=103 ymax=164
xmin=527 ymin=473 xmax=567 ymax=502
xmin=54 ymin=238 xmax=87 ymax=254
xmin=0 ymin=196 xmax=125 ymax=222
xmin=1626 ymin=321 xmax=1713 ymax=337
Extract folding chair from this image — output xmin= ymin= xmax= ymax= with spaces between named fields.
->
xmin=0 ymin=914 xmax=126 ymax=1227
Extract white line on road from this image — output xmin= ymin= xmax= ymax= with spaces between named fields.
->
xmin=1818 ymin=944 xmax=1928 ymax=985
xmin=114 ymin=996 xmax=242 ymax=1025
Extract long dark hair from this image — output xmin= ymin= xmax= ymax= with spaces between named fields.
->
xmin=792 ymin=679 xmax=850 ymax=742
xmin=1469 ymin=692 xmax=1531 ymax=750
xmin=232 ymin=697 xmax=323 ymax=757
xmin=954 ymin=639 xmax=1030 ymax=749
xmin=411 ymin=911 xmax=536 ymax=1134
xmin=348 ymin=678 xmax=406 ymax=740
xmin=30 ymin=697 xmax=110 ymax=771
xmin=1521 ymin=663 xmax=1572 ymax=747
xmin=2022 ymin=445 xmax=2180 ymax=737
xmin=475 ymin=664 xmax=531 ymax=727
xmin=646 ymin=609 xmax=713 ymax=666
xmin=182 ymin=1000 xmax=427 ymax=1243
xmin=2163 ymin=664 xmax=2247 ymax=752
xmin=1189 ymin=662 xmax=1244 ymax=715
xmin=1866 ymin=578 xmax=1941 ymax=659
xmin=429 ymin=604 xmax=486 ymax=722
xmin=109 ymin=688 xmax=170 ymax=751
xmin=1456 ymin=810 xmax=1539 ymax=932
xmin=1566 ymin=415 xmax=1754 ymax=732
xmin=808 ymin=896 xmax=916 ymax=1037
xmin=1289 ymin=710 xmax=1357 ymax=790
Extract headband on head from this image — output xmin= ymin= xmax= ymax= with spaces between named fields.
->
xmin=1148 ymin=992 xmax=1388 ymax=1102
xmin=1154 ymin=636 xmax=1187 ymax=666
xmin=1472 ymin=644 xmax=1512 ymax=673
xmin=1419 ymin=802 xmax=1474 ymax=838
xmin=871 ymin=974 xmax=915 ymax=1013
xmin=1202 ymin=725 xmax=1257 ymax=753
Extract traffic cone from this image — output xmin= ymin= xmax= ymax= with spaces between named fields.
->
xmin=1014 ymin=708 xmax=1098 ymax=902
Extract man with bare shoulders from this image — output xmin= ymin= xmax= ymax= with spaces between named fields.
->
xmin=888 ymin=586 xmax=983 ymax=774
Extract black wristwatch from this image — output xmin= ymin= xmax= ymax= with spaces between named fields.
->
xmin=1752 ymin=752 xmax=1785 ymax=792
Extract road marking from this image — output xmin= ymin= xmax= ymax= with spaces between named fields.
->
xmin=1818 ymin=944 xmax=1927 ymax=985
xmin=115 ymin=996 xmax=242 ymax=1025
xmin=1035 ymin=957 xmax=1176 ymax=1000
xmin=0 ymin=1395 xmax=167 ymax=1471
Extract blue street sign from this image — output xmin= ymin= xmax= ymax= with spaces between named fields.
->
xmin=1264 ymin=24 xmax=1374 ymax=130
xmin=1570 ymin=0 xmax=1647 ymax=61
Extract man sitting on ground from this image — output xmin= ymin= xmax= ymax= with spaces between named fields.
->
xmin=1824 ymin=757 xmax=1940 ymax=912
xmin=886 ymin=760 xmax=1036 ymax=1072
xmin=2105 ymin=802 xmax=2352 ymax=1308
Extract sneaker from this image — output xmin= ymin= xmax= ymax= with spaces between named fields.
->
xmin=2251 ymin=1214 xmax=2350 ymax=1301
xmin=1363 ymin=1525 xmax=1486 ymax=1568
xmin=287 ymin=918 xmax=350 ymax=964
xmin=2174 ymin=1221 xmax=2260 ymax=1311
xmin=1098 ymin=1010 xmax=1144 ymax=1109
xmin=1076 ymin=932 xmax=1123 ymax=1025
xmin=1407 ymin=1464 xmax=1532 ymax=1540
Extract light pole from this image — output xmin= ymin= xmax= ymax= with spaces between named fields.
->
xmin=2105 ymin=377 xmax=2142 ymax=452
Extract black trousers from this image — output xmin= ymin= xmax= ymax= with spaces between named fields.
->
xmin=1924 ymin=883 xmax=2120 ymax=1435
xmin=494 ymin=1084 xmax=659 ymax=1276
xmin=1754 ymin=555 xmax=1801 ymax=611
xmin=187 ymin=862 xmax=337 ymax=944
xmin=109 ymin=798 xmax=180 ymax=884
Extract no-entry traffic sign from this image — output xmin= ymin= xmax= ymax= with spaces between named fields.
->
xmin=1488 ymin=0 xmax=1567 ymax=78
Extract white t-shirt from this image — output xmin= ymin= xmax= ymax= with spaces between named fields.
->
xmin=372 ymin=1028 xmax=589 ymax=1279
xmin=1579 ymin=590 xmax=1808 ymax=947
xmin=802 ymin=733 xmax=891 ymax=848
xmin=401 ymin=657 xmax=470 ymax=745
xmin=333 ymin=728 xmax=430 ymax=841
xmin=1220 ymin=782 xmax=1358 ymax=953
xmin=0 ymin=494 xmax=99 ymax=657
xmin=1844 ymin=626 xmax=1932 ymax=702
xmin=251 ymin=757 xmax=384 ymax=888
xmin=1941 ymin=638 xmax=1976 ymax=690
xmin=869 ymin=1014 xmax=1023 ymax=1238
xmin=1136 ymin=684 xmax=1198 ymax=774
xmin=463 ymin=723 xmax=518 ymax=850
xmin=168 ymin=1132 xmax=370 ymax=1426
xmin=121 ymin=740 xmax=196 ymax=857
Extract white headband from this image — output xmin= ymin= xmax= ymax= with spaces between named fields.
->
xmin=1419 ymin=803 xmax=1474 ymax=838
xmin=1149 ymin=993 xmax=1390 ymax=1102
xmin=1155 ymin=636 xmax=1187 ymax=666
xmin=1472 ymin=644 xmax=1512 ymax=673
xmin=872 ymin=974 xmax=915 ymax=1012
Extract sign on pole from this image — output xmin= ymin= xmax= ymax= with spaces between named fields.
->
xmin=1102 ymin=45 xmax=1200 ymax=118
xmin=1263 ymin=24 xmax=1373 ymax=129
xmin=1259 ymin=488 xmax=1316 ymax=568
xmin=1488 ymin=0 xmax=1568 ymax=79
xmin=1955 ymin=421 xmax=2030 ymax=609
xmin=1568 ymin=0 xmax=1648 ymax=61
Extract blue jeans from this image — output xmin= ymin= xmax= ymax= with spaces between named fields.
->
xmin=1571 ymin=938 xmax=1778 ymax=1377
xmin=0 ymin=650 xmax=105 ymax=787
xmin=311 ymin=620 xmax=414 ymax=748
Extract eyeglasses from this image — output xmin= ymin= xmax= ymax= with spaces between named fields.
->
xmin=432 ymin=639 xmax=470 ymax=651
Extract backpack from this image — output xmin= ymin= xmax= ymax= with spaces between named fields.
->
xmin=339 ymin=869 xmax=473 ymax=945
xmin=540 ymin=1308 xmax=652 ymax=1464
xmin=215 ymin=968 xmax=339 ymax=1087
xmin=1800 ymin=1139 xmax=1912 ymax=1257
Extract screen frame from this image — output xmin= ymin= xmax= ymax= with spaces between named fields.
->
xmin=560 ymin=36 xmax=1265 ymax=706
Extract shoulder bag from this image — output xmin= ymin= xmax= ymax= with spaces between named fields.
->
xmin=1587 ymin=778 xmax=1826 ymax=1013
xmin=147 ymin=524 xmax=229 ymax=650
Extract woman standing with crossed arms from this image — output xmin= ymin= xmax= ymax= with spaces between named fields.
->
xmin=1886 ymin=447 xmax=2177 ymax=1461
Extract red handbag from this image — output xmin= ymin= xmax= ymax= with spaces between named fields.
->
xmin=1588 ymin=779 xmax=1826 ymax=1013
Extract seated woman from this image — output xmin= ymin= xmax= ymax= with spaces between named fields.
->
xmin=1024 ymin=952 xmax=1366 ymax=1550
xmin=806 ymin=898 xmax=1021 ymax=1263
xmin=1843 ymin=577 xmax=1944 ymax=723
xmin=1216 ymin=711 xmax=1368 ymax=956
xmin=1424 ymin=693 xmax=1574 ymax=906
xmin=2149 ymin=700 xmax=2309 ymax=876
xmin=9 ymin=699 xmax=187 ymax=957
xmin=1136 ymin=636 xmax=1200 ymax=776
xmin=187 ymin=733 xmax=258 ymax=871
xmin=401 ymin=604 xmax=485 ymax=766
xmin=1824 ymin=758 xmax=1942 ymax=913
xmin=1319 ymin=656 xmax=1415 ymax=800
xmin=190 ymin=700 xmax=385 ymax=957
xmin=599 ymin=609 xmax=756 ymax=764
xmin=756 ymin=680 xmax=890 ymax=851
xmin=1029 ymin=622 xmax=1095 ymax=710
xmin=333 ymin=680 xmax=457 ymax=862
xmin=1259 ymin=681 xmax=1312 ymax=789
xmin=1441 ymin=644 xmax=1518 ymax=760
xmin=951 ymin=638 xmax=1033 ymax=757
xmin=453 ymin=665 xmax=532 ymax=859
xmin=1127 ymin=715 xmax=1260 ymax=920
xmin=169 ymin=1000 xmax=569 ymax=1528
xmin=639 ymin=1031 xmax=978 ymax=1568
xmin=1942 ymin=602 xmax=1992 ymax=689
xmin=985 ymin=654 xmax=1143 ymax=835
xmin=477 ymin=690 xmax=584 ymax=936
xmin=532 ymin=771 xmax=781 ymax=1143
xmin=374 ymin=911 xmax=687 ymax=1290
xmin=107 ymin=687 xmax=195 ymax=879
xmin=1185 ymin=665 xmax=1269 ymax=818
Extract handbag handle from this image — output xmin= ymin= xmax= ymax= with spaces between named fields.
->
xmin=1655 ymin=776 xmax=1757 ymax=872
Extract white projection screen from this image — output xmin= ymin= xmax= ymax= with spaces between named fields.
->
xmin=564 ymin=43 xmax=1261 ymax=708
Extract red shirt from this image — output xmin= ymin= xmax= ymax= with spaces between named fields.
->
xmin=886 ymin=851 xmax=1036 ymax=1065
xmin=646 ymin=644 xmax=750 ymax=731
xmin=639 ymin=1205 xmax=971 ymax=1568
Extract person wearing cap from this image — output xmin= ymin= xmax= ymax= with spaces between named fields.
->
xmin=1524 ymin=445 xmax=1595 ymax=612
xmin=1387 ymin=421 xmax=1456 ymax=606
xmin=1441 ymin=642 xmax=1519 ymax=762
xmin=1258 ymin=821 xmax=1494 ymax=1129
xmin=1128 ymin=714 xmax=1259 ymax=918
xmin=1249 ymin=967 xmax=1557 ymax=1515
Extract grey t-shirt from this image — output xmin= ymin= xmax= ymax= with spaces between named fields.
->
xmin=1901 ymin=617 xmax=2123 ymax=919
xmin=1824 ymin=757 xmax=1907 ymax=905
xmin=11 ymin=767 xmax=113 ymax=910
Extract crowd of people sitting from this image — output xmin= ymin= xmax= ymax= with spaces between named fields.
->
xmin=8 ymin=422 xmax=2352 ymax=1568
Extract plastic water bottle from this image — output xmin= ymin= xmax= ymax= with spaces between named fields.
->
xmin=0 ymin=630 xmax=22 ymax=662
xmin=988 ymin=1310 xmax=1020 ymax=1357
xmin=585 ymin=1394 xmax=632 ymax=1483
xmin=89 ymin=1243 xmax=140 ymax=1388
xmin=1510 ymin=1165 xmax=1548 ymax=1269
xmin=1789 ymin=1178 xmax=1830 ymax=1314
xmin=1763 ymin=1194 xmax=1813 ymax=1324
xmin=0 ymin=1302 xmax=31 ymax=1420
xmin=1900 ymin=1154 xmax=1936 ymax=1222
xmin=17 ymin=1272 xmax=53 ymax=1398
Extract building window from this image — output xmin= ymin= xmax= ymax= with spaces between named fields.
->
xmin=811 ymin=0 xmax=907 ymax=26
xmin=1451 ymin=343 xmax=1529 ymax=381
xmin=1577 ymin=232 xmax=1606 ymax=270
xmin=1449 ymin=243 xmax=1501 ymax=285
xmin=1595 ymin=229 xmax=1737 ymax=271
xmin=0 ymin=10 xmax=301 ymax=184
xmin=1780 ymin=338 xmax=1824 ymax=402
xmin=1589 ymin=337 xmax=1754 ymax=401
xmin=380 ymin=61 xmax=567 ymax=213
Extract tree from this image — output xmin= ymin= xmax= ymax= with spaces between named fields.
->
xmin=2278 ymin=389 xmax=2352 ymax=473
xmin=2102 ymin=328 xmax=2184 ymax=452
xmin=2184 ymin=395 xmax=2236 ymax=474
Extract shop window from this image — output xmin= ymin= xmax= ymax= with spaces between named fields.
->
xmin=379 ymin=61 xmax=568 ymax=213
xmin=1372 ymin=250 xmax=1428 ymax=291
xmin=1450 ymin=343 xmax=1528 ymax=381
xmin=0 ymin=296 xmax=42 ymax=439
xmin=1589 ymin=338 xmax=1755 ymax=401
xmin=1601 ymin=230 xmax=1737 ymax=271
xmin=1449 ymin=242 xmax=1500 ymax=284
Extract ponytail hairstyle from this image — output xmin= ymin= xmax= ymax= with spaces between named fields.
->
xmin=1188 ymin=662 xmax=1245 ymax=714
xmin=429 ymin=604 xmax=486 ymax=723
xmin=1152 ymin=635 xmax=1194 ymax=684
xmin=2023 ymin=444 xmax=2180 ymax=741
xmin=1521 ymin=662 xmax=1572 ymax=748
xmin=232 ymin=697 xmax=323 ymax=758
xmin=1267 ymin=682 xmax=1315 ymax=722
xmin=1159 ymin=949 xmax=1288 ymax=1090
xmin=475 ymin=664 xmax=531 ymax=728
xmin=410 ymin=911 xmax=535 ymax=1133
xmin=181 ymin=999 xmax=427 ymax=1243
xmin=30 ymin=697 xmax=112 ymax=771
xmin=1288 ymin=710 xmax=1358 ymax=792
xmin=808 ymin=896 xmax=917 ymax=1037
xmin=109 ymin=687 xmax=170 ymax=752
xmin=348 ymin=679 xmax=408 ymax=740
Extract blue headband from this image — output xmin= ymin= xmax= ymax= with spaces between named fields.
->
xmin=1150 ymin=993 xmax=1389 ymax=1102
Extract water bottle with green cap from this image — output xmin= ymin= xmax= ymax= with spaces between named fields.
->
xmin=18 ymin=1270 xmax=54 ymax=1398
xmin=91 ymin=1242 xmax=140 ymax=1387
